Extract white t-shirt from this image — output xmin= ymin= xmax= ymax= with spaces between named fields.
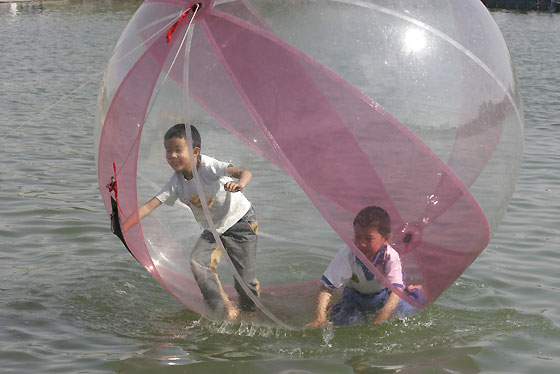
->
xmin=156 ymin=155 xmax=252 ymax=234
xmin=321 ymin=244 xmax=403 ymax=295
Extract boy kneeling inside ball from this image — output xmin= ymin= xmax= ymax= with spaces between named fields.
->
xmin=307 ymin=206 xmax=423 ymax=327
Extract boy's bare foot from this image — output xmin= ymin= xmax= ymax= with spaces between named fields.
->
xmin=225 ymin=305 xmax=240 ymax=321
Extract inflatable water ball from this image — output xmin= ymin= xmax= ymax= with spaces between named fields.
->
xmin=94 ymin=0 xmax=523 ymax=328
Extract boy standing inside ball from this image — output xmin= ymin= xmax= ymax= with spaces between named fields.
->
xmin=122 ymin=123 xmax=259 ymax=320
xmin=307 ymin=206 xmax=419 ymax=327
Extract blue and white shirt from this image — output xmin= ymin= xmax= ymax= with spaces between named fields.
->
xmin=321 ymin=244 xmax=403 ymax=295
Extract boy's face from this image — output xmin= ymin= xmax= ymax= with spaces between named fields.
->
xmin=164 ymin=136 xmax=200 ymax=178
xmin=353 ymin=224 xmax=389 ymax=262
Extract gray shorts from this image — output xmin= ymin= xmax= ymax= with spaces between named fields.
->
xmin=190 ymin=207 xmax=259 ymax=314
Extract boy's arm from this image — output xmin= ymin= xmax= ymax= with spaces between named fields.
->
xmin=306 ymin=286 xmax=333 ymax=328
xmin=225 ymin=166 xmax=252 ymax=192
xmin=121 ymin=197 xmax=162 ymax=232
xmin=371 ymin=291 xmax=400 ymax=324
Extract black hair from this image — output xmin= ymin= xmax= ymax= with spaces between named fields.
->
xmin=353 ymin=206 xmax=391 ymax=237
xmin=164 ymin=123 xmax=201 ymax=149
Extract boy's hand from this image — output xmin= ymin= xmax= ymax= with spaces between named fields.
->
xmin=226 ymin=167 xmax=251 ymax=192
xmin=371 ymin=291 xmax=400 ymax=324
xmin=306 ymin=287 xmax=333 ymax=328
xmin=224 ymin=181 xmax=244 ymax=192
xmin=371 ymin=311 xmax=391 ymax=325
xmin=306 ymin=318 xmax=328 ymax=329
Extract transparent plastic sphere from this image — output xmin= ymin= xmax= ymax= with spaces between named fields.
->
xmin=95 ymin=0 xmax=523 ymax=328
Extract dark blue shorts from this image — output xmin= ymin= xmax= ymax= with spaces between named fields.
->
xmin=330 ymin=287 xmax=424 ymax=326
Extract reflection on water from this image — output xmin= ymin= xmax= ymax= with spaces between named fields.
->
xmin=347 ymin=346 xmax=481 ymax=373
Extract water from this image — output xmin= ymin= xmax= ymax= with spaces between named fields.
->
xmin=1 ymin=1 xmax=559 ymax=373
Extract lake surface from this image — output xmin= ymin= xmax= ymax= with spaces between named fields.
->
xmin=1 ymin=1 xmax=559 ymax=373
